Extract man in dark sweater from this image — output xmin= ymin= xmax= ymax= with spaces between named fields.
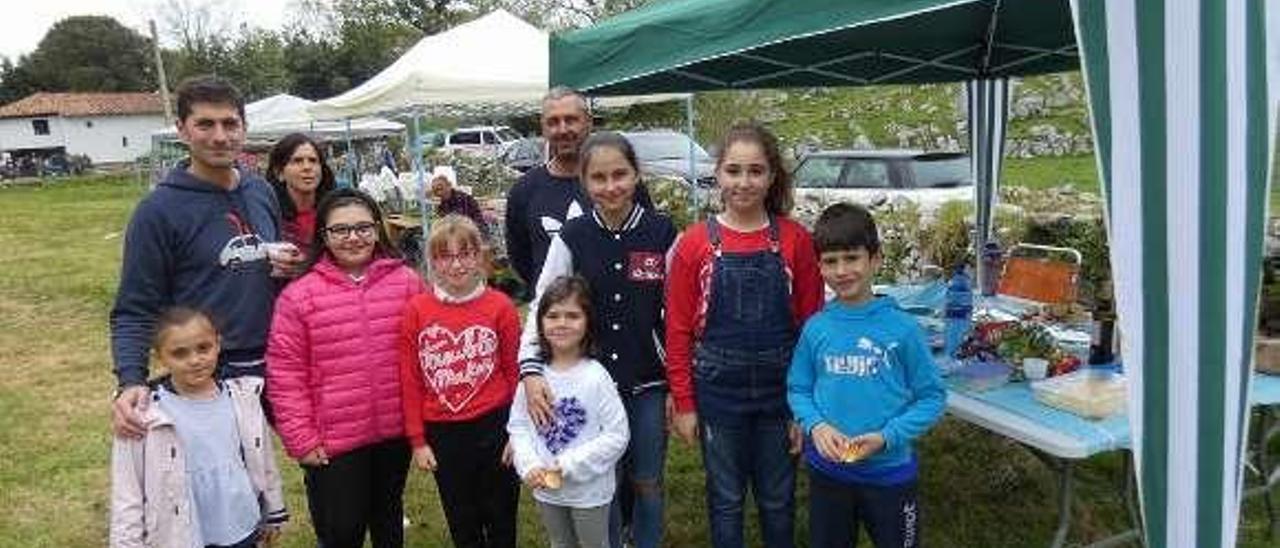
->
xmin=503 ymin=87 xmax=593 ymax=298
xmin=110 ymin=76 xmax=305 ymax=438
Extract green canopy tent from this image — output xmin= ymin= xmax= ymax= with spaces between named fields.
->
xmin=552 ymin=0 xmax=1078 ymax=301
xmin=551 ymin=1 xmax=1279 ymax=547
xmin=1071 ymin=2 xmax=1278 ymax=546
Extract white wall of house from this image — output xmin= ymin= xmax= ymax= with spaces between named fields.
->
xmin=0 ymin=114 xmax=165 ymax=163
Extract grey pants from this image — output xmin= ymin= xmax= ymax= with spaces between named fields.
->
xmin=536 ymin=501 xmax=610 ymax=548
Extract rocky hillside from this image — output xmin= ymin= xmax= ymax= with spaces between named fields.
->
xmin=700 ymin=72 xmax=1092 ymax=157
xmin=613 ymin=71 xmax=1094 ymax=158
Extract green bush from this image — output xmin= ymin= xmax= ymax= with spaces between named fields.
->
xmin=785 ymin=186 xmax=1109 ymax=300
xmin=647 ymin=174 xmax=718 ymax=231
xmin=424 ymin=149 xmax=519 ymax=199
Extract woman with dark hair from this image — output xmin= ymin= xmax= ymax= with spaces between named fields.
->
xmin=267 ymin=133 xmax=336 ymax=249
xmin=267 ymin=188 xmax=424 ymax=547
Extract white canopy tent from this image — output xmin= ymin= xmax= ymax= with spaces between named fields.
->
xmin=308 ymin=9 xmax=693 ymax=278
xmin=308 ymin=9 xmax=687 ymax=120
xmin=153 ymin=94 xmax=404 ymax=143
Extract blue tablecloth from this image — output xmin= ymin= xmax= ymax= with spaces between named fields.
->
xmin=1253 ymin=373 xmax=1280 ymax=405
xmin=885 ymin=282 xmax=1280 ymax=453
xmin=953 ymin=380 xmax=1131 ymax=454
xmin=948 ymin=372 xmax=1280 ymax=457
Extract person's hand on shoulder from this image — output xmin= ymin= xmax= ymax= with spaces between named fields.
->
xmin=112 ymin=385 xmax=150 ymax=439
xmin=522 ymin=373 xmax=555 ymax=427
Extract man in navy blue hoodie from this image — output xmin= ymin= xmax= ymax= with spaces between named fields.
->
xmin=110 ymin=76 xmax=304 ymax=438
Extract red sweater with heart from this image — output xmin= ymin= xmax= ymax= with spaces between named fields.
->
xmin=400 ymin=287 xmax=521 ymax=448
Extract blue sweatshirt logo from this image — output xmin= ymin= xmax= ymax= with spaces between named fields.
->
xmin=824 ymin=337 xmax=899 ymax=377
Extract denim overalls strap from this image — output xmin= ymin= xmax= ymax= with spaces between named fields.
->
xmin=701 ymin=215 xmax=793 ymax=349
xmin=695 ymin=216 xmax=795 ymax=420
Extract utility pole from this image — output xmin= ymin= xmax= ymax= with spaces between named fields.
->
xmin=149 ymin=20 xmax=173 ymax=124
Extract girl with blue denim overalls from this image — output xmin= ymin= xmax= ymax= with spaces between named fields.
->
xmin=666 ymin=123 xmax=825 ymax=548
xmin=519 ymin=132 xmax=678 ymax=548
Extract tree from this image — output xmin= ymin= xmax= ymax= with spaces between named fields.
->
xmin=386 ymin=0 xmax=469 ymax=34
xmin=159 ymin=0 xmax=234 ymax=68
xmin=505 ymin=0 xmax=654 ymax=30
xmin=156 ymin=0 xmax=234 ymax=87
xmin=21 ymin=16 xmax=155 ymax=93
xmin=281 ymin=31 xmax=345 ymax=99
xmin=220 ymin=27 xmax=292 ymax=100
xmin=330 ymin=0 xmax=424 ymax=91
xmin=0 ymin=57 xmax=38 ymax=105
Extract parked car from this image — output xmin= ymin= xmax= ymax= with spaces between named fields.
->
xmin=792 ymin=149 xmax=974 ymax=214
xmin=621 ymin=130 xmax=717 ymax=188
xmin=497 ymin=131 xmax=718 ymax=191
xmin=443 ymin=125 xmax=522 ymax=157
xmin=494 ymin=130 xmax=718 ymax=215
xmin=498 ymin=137 xmax=546 ymax=173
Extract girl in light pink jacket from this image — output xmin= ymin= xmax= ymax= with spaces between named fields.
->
xmin=267 ymin=189 xmax=425 ymax=547
xmin=110 ymin=307 xmax=287 ymax=548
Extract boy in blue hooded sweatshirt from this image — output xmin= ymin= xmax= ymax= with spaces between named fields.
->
xmin=787 ymin=202 xmax=945 ymax=548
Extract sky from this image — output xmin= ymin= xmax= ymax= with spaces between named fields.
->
xmin=1 ymin=0 xmax=293 ymax=61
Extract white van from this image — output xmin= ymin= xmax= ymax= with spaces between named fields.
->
xmin=443 ymin=126 xmax=522 ymax=157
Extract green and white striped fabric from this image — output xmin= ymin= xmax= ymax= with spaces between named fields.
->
xmin=966 ymin=77 xmax=1010 ymax=276
xmin=1070 ymin=1 xmax=1278 ymax=547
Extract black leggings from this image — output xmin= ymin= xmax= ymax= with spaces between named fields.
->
xmin=303 ymin=438 xmax=411 ymax=548
xmin=425 ymin=407 xmax=520 ymax=548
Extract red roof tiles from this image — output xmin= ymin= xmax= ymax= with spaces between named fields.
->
xmin=0 ymin=92 xmax=163 ymax=119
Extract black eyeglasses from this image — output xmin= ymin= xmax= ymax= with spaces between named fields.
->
xmin=324 ymin=222 xmax=378 ymax=239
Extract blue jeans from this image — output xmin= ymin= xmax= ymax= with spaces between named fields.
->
xmin=609 ymin=388 xmax=667 ymax=548
xmin=808 ymin=468 xmax=920 ymax=548
xmin=698 ymin=415 xmax=796 ymax=548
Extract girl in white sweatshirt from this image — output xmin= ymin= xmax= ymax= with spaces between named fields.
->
xmin=507 ymin=276 xmax=629 ymax=548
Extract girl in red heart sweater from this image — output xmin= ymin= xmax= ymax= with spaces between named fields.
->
xmin=399 ymin=213 xmax=522 ymax=548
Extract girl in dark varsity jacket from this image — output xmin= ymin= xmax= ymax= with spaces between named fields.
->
xmin=519 ymin=132 xmax=677 ymax=548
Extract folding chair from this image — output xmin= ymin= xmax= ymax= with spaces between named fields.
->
xmin=996 ymin=243 xmax=1082 ymax=304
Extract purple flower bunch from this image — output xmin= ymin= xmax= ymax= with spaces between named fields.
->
xmin=539 ymin=396 xmax=588 ymax=455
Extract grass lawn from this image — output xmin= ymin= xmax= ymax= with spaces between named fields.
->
xmin=1 ymin=164 xmax=1277 ymax=547
xmin=1003 ymin=155 xmax=1100 ymax=192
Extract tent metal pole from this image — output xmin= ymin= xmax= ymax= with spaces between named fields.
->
xmin=413 ymin=113 xmax=431 ymax=278
xmin=685 ymin=94 xmax=699 ymax=219
xmin=345 ymin=119 xmax=354 ymax=188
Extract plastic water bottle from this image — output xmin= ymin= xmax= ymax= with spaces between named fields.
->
xmin=944 ymin=266 xmax=974 ymax=360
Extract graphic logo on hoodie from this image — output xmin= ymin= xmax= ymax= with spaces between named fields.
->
xmin=418 ymin=324 xmax=499 ymax=413
xmin=218 ymin=234 xmax=268 ymax=270
xmin=824 ymin=337 xmax=899 ymax=377
xmin=218 ymin=211 xmax=268 ymax=271
xmin=538 ymin=201 xmax=585 ymax=240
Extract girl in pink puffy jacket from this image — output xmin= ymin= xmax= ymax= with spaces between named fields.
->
xmin=267 ymin=189 xmax=425 ymax=548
